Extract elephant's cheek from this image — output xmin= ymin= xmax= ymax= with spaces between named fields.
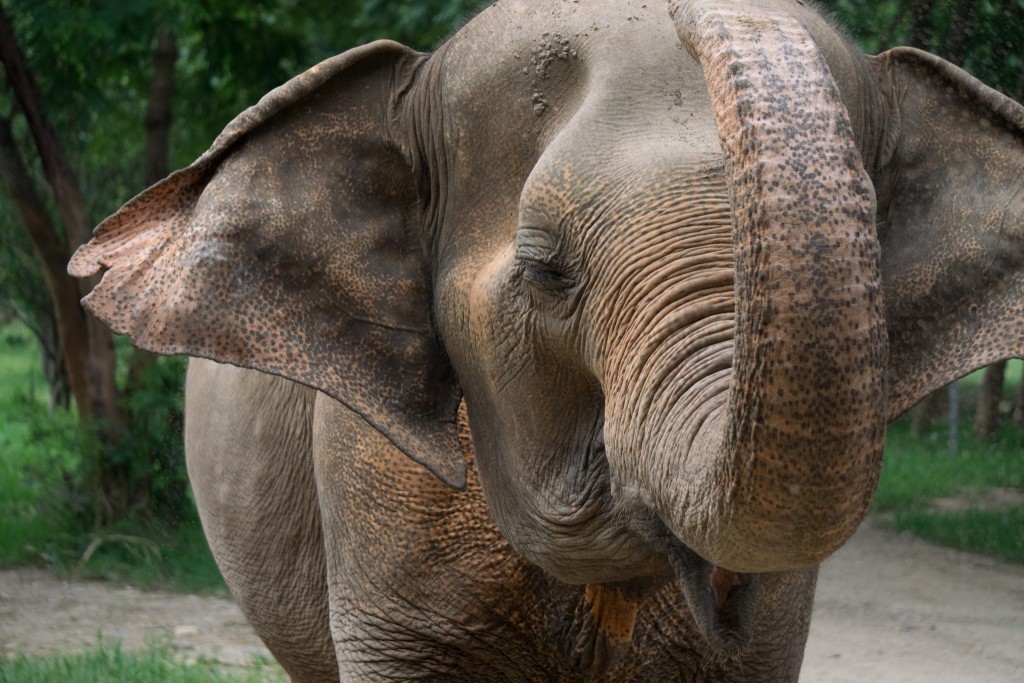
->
xmin=436 ymin=247 xmax=515 ymax=391
xmin=440 ymin=248 xmax=527 ymax=512
xmin=463 ymin=246 xmax=519 ymax=388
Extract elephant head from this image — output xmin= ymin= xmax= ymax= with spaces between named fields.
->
xmin=70 ymin=0 xmax=1024 ymax=654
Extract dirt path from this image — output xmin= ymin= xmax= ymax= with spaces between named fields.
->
xmin=2 ymin=522 xmax=1022 ymax=680
xmin=803 ymin=522 xmax=1024 ymax=682
xmin=0 ymin=570 xmax=270 ymax=668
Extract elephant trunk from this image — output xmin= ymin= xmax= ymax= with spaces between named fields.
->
xmin=648 ymin=1 xmax=887 ymax=574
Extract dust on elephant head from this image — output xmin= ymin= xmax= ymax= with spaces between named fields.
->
xmin=70 ymin=0 xmax=1024 ymax=660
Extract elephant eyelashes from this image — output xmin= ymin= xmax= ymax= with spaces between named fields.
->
xmin=522 ymin=260 xmax=577 ymax=291
xmin=516 ymin=240 xmax=577 ymax=292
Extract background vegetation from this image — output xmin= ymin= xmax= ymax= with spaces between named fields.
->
xmin=0 ymin=0 xmax=1021 ymax=672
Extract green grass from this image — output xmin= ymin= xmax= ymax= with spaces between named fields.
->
xmin=0 ymin=639 xmax=284 ymax=683
xmin=65 ymin=520 xmax=227 ymax=595
xmin=0 ymin=326 xmax=79 ymax=566
xmin=875 ymin=419 xmax=1024 ymax=509
xmin=887 ymin=508 xmax=1024 ymax=563
xmin=874 ymin=390 xmax=1024 ymax=564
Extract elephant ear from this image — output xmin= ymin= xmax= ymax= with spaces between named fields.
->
xmin=69 ymin=41 xmax=467 ymax=489
xmin=869 ymin=47 xmax=1024 ymax=419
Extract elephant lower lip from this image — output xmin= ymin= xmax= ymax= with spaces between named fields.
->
xmin=667 ymin=542 xmax=759 ymax=656
xmin=710 ymin=565 xmax=741 ymax=610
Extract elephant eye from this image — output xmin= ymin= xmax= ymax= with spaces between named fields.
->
xmin=522 ymin=260 xmax=576 ymax=290
xmin=517 ymin=246 xmax=576 ymax=291
xmin=515 ymin=232 xmax=577 ymax=293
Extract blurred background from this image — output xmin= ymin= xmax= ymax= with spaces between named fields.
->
xmin=0 ymin=0 xmax=1021 ymax=669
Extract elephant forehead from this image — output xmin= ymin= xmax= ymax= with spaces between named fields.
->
xmin=434 ymin=0 xmax=727 ymax=262
xmin=440 ymin=0 xmax=718 ymax=162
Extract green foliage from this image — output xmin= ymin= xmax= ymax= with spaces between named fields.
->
xmin=875 ymin=416 xmax=1024 ymax=563
xmin=0 ymin=638 xmax=284 ymax=683
xmin=891 ymin=508 xmax=1024 ymax=563
xmin=352 ymin=0 xmax=492 ymax=49
xmin=0 ymin=325 xmax=79 ymax=565
xmin=0 ymin=326 xmax=224 ymax=593
xmin=112 ymin=353 xmax=190 ymax=524
xmin=822 ymin=0 xmax=1024 ymax=96
xmin=0 ymin=210 xmax=51 ymax=340
xmin=2 ymin=0 xmax=492 ymax=198
xmin=45 ymin=349 xmax=190 ymax=531
xmin=67 ymin=520 xmax=226 ymax=594
xmin=876 ymin=420 xmax=1024 ymax=508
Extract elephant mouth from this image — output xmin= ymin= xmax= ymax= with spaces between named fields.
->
xmin=574 ymin=433 xmax=758 ymax=654
xmin=663 ymin=540 xmax=761 ymax=655
xmin=570 ymin=534 xmax=758 ymax=675
xmin=667 ymin=538 xmax=759 ymax=655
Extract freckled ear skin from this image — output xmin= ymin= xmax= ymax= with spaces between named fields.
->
xmin=68 ymin=40 xmax=467 ymax=489
xmin=871 ymin=47 xmax=1024 ymax=420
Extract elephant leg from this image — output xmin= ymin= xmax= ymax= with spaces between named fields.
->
xmin=185 ymin=359 xmax=338 ymax=682
xmin=309 ymin=396 xmax=454 ymax=678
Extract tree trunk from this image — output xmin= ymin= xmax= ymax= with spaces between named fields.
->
xmin=0 ymin=5 xmax=123 ymax=436
xmin=973 ymin=360 xmax=1007 ymax=439
xmin=119 ymin=27 xmax=181 ymax=520
xmin=36 ymin=309 xmax=70 ymax=410
xmin=910 ymin=389 xmax=944 ymax=437
xmin=1012 ymin=368 xmax=1024 ymax=427
xmin=947 ymin=381 xmax=959 ymax=456
xmin=145 ymin=27 xmax=177 ymax=187
xmin=0 ymin=299 xmax=70 ymax=410
xmin=0 ymin=9 xmax=91 ymax=248
xmin=0 ymin=115 xmax=94 ymax=419
xmin=127 ymin=26 xmax=179 ymax=390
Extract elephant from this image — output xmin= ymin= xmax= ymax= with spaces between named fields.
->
xmin=69 ymin=0 xmax=1024 ymax=680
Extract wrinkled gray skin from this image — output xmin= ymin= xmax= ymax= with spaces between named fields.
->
xmin=71 ymin=0 xmax=1024 ymax=680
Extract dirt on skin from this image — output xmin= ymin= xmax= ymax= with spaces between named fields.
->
xmin=1 ymin=521 xmax=1023 ymax=681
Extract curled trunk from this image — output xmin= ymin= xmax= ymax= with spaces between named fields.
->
xmin=659 ymin=1 xmax=887 ymax=573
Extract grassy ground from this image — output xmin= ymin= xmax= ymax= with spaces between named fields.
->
xmin=0 ymin=327 xmax=76 ymax=566
xmin=61 ymin=520 xmax=228 ymax=595
xmin=0 ymin=639 xmax=284 ymax=683
xmin=873 ymin=362 xmax=1024 ymax=563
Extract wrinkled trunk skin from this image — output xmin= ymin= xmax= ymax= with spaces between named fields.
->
xmin=635 ymin=2 xmax=888 ymax=574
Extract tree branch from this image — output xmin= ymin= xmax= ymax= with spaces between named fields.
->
xmin=0 ymin=4 xmax=92 ymax=247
